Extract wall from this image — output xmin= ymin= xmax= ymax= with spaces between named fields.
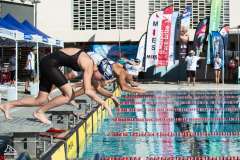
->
xmin=0 ymin=1 xmax=34 ymax=23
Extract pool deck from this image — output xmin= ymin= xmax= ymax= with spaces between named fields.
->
xmin=140 ymin=82 xmax=240 ymax=91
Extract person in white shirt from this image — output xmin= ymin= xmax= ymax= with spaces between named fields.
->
xmin=24 ymin=50 xmax=35 ymax=94
xmin=185 ymin=50 xmax=200 ymax=86
xmin=214 ymin=53 xmax=222 ymax=84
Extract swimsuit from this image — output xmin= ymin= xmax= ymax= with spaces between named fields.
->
xmin=39 ymin=49 xmax=82 ymax=92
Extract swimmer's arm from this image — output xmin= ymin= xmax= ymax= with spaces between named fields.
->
xmin=83 ymin=66 xmax=107 ymax=106
xmin=118 ymin=74 xmax=145 ymax=93
xmin=93 ymin=81 xmax=113 ymax=97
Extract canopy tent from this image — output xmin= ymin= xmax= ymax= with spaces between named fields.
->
xmin=22 ymin=20 xmax=63 ymax=47
xmin=0 ymin=14 xmax=64 ymax=99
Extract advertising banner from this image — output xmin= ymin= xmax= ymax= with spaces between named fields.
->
xmin=145 ymin=11 xmax=163 ymax=71
xmin=207 ymin=0 xmax=222 ymax=64
xmin=136 ymin=33 xmax=146 ymax=70
xmin=179 ymin=6 xmax=191 ymax=59
xmin=157 ymin=6 xmax=173 ymax=66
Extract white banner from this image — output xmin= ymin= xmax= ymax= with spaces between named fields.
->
xmin=167 ymin=12 xmax=179 ymax=69
xmin=145 ymin=11 xmax=163 ymax=72
xmin=136 ymin=33 xmax=146 ymax=71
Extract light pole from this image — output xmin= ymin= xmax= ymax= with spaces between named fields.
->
xmin=30 ymin=0 xmax=41 ymax=27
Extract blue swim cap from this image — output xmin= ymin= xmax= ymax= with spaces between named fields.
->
xmin=98 ymin=58 xmax=114 ymax=80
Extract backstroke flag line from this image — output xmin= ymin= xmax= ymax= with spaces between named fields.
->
xmin=157 ymin=5 xmax=174 ymax=66
xmin=136 ymin=33 xmax=146 ymax=71
xmin=145 ymin=11 xmax=163 ymax=72
xmin=207 ymin=0 xmax=222 ymax=64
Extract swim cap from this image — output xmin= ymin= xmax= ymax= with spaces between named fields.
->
xmin=98 ymin=58 xmax=114 ymax=80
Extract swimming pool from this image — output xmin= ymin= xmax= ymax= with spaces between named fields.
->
xmin=81 ymin=90 xmax=240 ymax=159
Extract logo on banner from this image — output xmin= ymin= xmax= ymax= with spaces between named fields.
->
xmin=4 ymin=145 xmax=17 ymax=156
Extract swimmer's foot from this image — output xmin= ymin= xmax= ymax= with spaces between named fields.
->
xmin=111 ymin=96 xmax=120 ymax=107
xmin=0 ymin=105 xmax=13 ymax=120
xmin=70 ymin=100 xmax=79 ymax=107
xmin=33 ymin=111 xmax=51 ymax=124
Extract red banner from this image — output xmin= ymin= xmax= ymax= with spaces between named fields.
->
xmin=158 ymin=6 xmax=173 ymax=66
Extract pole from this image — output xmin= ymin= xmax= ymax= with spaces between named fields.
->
xmin=118 ymin=29 xmax=121 ymax=58
xmin=15 ymin=41 xmax=18 ymax=99
xmin=238 ymin=30 xmax=240 ymax=83
xmin=34 ymin=2 xmax=38 ymax=27
xmin=36 ymin=42 xmax=39 ymax=92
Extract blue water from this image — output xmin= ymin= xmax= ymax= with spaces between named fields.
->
xmin=81 ymin=90 xmax=240 ymax=159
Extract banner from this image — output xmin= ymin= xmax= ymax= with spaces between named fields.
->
xmin=167 ymin=11 xmax=178 ymax=69
xmin=136 ymin=33 xmax=146 ymax=70
xmin=145 ymin=11 xmax=163 ymax=71
xmin=179 ymin=6 xmax=191 ymax=59
xmin=219 ymin=25 xmax=230 ymax=50
xmin=193 ymin=17 xmax=209 ymax=55
xmin=211 ymin=31 xmax=224 ymax=66
xmin=157 ymin=6 xmax=174 ymax=66
xmin=207 ymin=0 xmax=223 ymax=64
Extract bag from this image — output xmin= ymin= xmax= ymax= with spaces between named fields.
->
xmin=98 ymin=58 xmax=114 ymax=80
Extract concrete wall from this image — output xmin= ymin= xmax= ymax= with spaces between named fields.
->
xmin=37 ymin=0 xmax=149 ymax=42
xmin=229 ymin=0 xmax=240 ymax=28
xmin=0 ymin=2 xmax=34 ymax=24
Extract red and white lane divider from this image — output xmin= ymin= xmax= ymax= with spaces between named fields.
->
xmin=108 ymin=131 xmax=240 ymax=137
xmin=116 ymin=107 xmax=240 ymax=112
xmin=113 ymin=117 xmax=240 ymax=122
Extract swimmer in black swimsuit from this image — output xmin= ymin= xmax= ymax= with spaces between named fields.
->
xmin=0 ymin=48 xmax=112 ymax=124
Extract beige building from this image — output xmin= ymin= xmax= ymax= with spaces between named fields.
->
xmin=35 ymin=0 xmax=238 ymax=43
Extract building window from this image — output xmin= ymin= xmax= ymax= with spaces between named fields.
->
xmin=148 ymin=0 xmax=229 ymax=29
xmin=73 ymin=0 xmax=135 ymax=30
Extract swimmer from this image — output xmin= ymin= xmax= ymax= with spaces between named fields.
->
xmin=0 ymin=48 xmax=112 ymax=124
xmin=87 ymin=52 xmax=145 ymax=93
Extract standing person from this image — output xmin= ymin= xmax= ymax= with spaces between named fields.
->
xmin=185 ymin=50 xmax=200 ymax=86
xmin=214 ymin=53 xmax=222 ymax=84
xmin=228 ymin=55 xmax=236 ymax=81
xmin=24 ymin=49 xmax=35 ymax=94
xmin=9 ymin=54 xmax=16 ymax=85
xmin=0 ymin=48 xmax=111 ymax=124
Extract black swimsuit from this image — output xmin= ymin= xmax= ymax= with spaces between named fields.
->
xmin=39 ymin=49 xmax=82 ymax=93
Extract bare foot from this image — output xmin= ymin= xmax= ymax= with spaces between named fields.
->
xmin=33 ymin=111 xmax=51 ymax=124
xmin=0 ymin=105 xmax=13 ymax=120
xmin=111 ymin=96 xmax=119 ymax=107
xmin=69 ymin=100 xmax=78 ymax=107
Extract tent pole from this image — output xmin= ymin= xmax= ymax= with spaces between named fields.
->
xmin=15 ymin=41 xmax=18 ymax=100
xmin=36 ymin=42 xmax=39 ymax=92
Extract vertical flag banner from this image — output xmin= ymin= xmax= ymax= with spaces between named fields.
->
xmin=179 ymin=6 xmax=191 ymax=59
xmin=211 ymin=31 xmax=224 ymax=63
xmin=207 ymin=0 xmax=223 ymax=64
xmin=157 ymin=5 xmax=174 ymax=66
xmin=211 ymin=31 xmax=225 ymax=82
xmin=193 ymin=17 xmax=209 ymax=55
xmin=145 ymin=11 xmax=163 ymax=71
xmin=168 ymin=11 xmax=179 ymax=68
xmin=136 ymin=33 xmax=146 ymax=70
xmin=219 ymin=25 xmax=230 ymax=51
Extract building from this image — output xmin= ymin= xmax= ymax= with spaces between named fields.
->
xmin=35 ymin=0 xmax=238 ymax=43
xmin=0 ymin=0 xmax=34 ymax=23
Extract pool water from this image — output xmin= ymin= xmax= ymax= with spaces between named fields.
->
xmin=81 ymin=90 xmax=240 ymax=159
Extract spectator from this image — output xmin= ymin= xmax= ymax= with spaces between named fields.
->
xmin=228 ymin=55 xmax=237 ymax=81
xmin=185 ymin=50 xmax=200 ymax=86
xmin=9 ymin=54 xmax=16 ymax=85
xmin=24 ymin=49 xmax=35 ymax=94
xmin=214 ymin=53 xmax=222 ymax=84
